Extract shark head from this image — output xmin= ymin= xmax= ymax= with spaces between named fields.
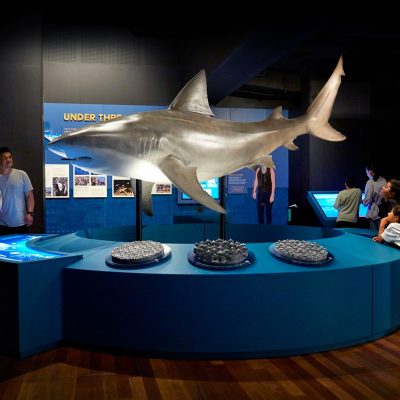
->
xmin=47 ymin=115 xmax=166 ymax=180
xmin=47 ymin=125 xmax=114 ymax=173
xmin=49 ymin=128 xmax=91 ymax=164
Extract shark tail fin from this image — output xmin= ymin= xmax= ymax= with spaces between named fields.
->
xmin=306 ymin=56 xmax=346 ymax=142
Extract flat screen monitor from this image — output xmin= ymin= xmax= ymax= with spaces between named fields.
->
xmin=177 ymin=179 xmax=220 ymax=204
xmin=307 ymin=191 xmax=366 ymax=227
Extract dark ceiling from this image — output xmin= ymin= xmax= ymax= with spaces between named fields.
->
xmin=189 ymin=13 xmax=400 ymax=106
xmin=39 ymin=10 xmax=400 ymax=108
xmin=126 ymin=12 xmax=399 ymax=108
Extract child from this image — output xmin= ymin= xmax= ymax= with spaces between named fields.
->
xmin=334 ymin=176 xmax=362 ymax=228
xmin=378 ymin=178 xmax=400 ymax=218
xmin=373 ymin=204 xmax=400 ymax=248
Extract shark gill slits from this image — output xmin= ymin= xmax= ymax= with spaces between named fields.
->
xmin=138 ymin=137 xmax=159 ymax=157
xmin=153 ymin=138 xmax=160 ymax=152
xmin=138 ymin=137 xmax=144 ymax=157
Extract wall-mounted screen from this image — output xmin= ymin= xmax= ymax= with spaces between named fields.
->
xmin=177 ymin=179 xmax=219 ymax=204
xmin=307 ymin=191 xmax=366 ymax=227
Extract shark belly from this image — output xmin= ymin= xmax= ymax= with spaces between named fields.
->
xmin=126 ymin=160 xmax=170 ymax=183
xmin=166 ymin=134 xmax=259 ymax=182
xmin=72 ymin=154 xmax=170 ymax=183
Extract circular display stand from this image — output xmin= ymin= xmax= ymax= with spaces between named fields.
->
xmin=187 ymin=250 xmax=255 ymax=270
xmin=106 ymin=244 xmax=171 ymax=269
xmin=269 ymin=243 xmax=333 ymax=266
xmin=27 ymin=226 xmax=400 ymax=359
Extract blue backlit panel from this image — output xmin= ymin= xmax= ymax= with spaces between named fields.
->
xmin=0 ymin=235 xmax=65 ymax=262
xmin=178 ymin=179 xmax=219 ymax=204
xmin=307 ymin=191 xmax=367 ymax=228
xmin=312 ymin=193 xmax=367 ymax=219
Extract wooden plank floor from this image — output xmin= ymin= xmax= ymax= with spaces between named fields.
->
xmin=1 ymin=331 xmax=400 ymax=400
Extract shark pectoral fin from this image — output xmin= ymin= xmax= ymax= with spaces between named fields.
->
xmin=142 ymin=181 xmax=154 ymax=216
xmin=159 ymin=156 xmax=226 ymax=214
xmin=254 ymin=154 xmax=275 ymax=169
xmin=284 ymin=140 xmax=299 ymax=151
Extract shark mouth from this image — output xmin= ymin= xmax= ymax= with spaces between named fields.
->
xmin=48 ymin=143 xmax=92 ymax=162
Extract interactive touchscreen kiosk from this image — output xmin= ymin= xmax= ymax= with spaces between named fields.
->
xmin=307 ymin=191 xmax=366 ymax=228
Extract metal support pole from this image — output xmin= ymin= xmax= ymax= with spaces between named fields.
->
xmin=219 ymin=176 xmax=226 ymax=239
xmin=135 ymin=179 xmax=142 ymax=241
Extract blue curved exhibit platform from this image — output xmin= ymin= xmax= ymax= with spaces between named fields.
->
xmin=1 ymin=225 xmax=400 ymax=358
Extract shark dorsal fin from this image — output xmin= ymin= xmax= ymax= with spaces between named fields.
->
xmin=269 ymin=106 xmax=284 ymax=119
xmin=168 ymin=70 xmax=215 ymax=117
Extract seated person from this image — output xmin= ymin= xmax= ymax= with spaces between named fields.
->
xmin=373 ymin=204 xmax=400 ymax=248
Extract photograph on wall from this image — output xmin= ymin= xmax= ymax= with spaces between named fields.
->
xmin=45 ymin=164 xmax=70 ymax=198
xmin=152 ymin=184 xmax=172 ymax=195
xmin=73 ymin=166 xmax=107 ymax=198
xmin=112 ymin=177 xmax=134 ymax=197
xmin=112 ymin=177 xmax=172 ymax=197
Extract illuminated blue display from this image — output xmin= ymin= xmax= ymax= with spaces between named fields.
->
xmin=0 ymin=235 xmax=64 ymax=262
xmin=312 ymin=193 xmax=367 ymax=219
xmin=180 ymin=179 xmax=219 ymax=202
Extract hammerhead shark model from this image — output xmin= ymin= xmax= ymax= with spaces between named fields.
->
xmin=48 ymin=57 xmax=346 ymax=215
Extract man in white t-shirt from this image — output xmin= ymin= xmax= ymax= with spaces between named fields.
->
xmin=0 ymin=147 xmax=35 ymax=235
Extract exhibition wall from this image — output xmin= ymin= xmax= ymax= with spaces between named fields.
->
xmin=44 ymin=104 xmax=289 ymax=234
xmin=41 ymin=22 xmax=380 ymax=231
xmin=0 ymin=16 xmax=44 ymax=233
xmin=1 ymin=18 xmax=397 ymax=234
